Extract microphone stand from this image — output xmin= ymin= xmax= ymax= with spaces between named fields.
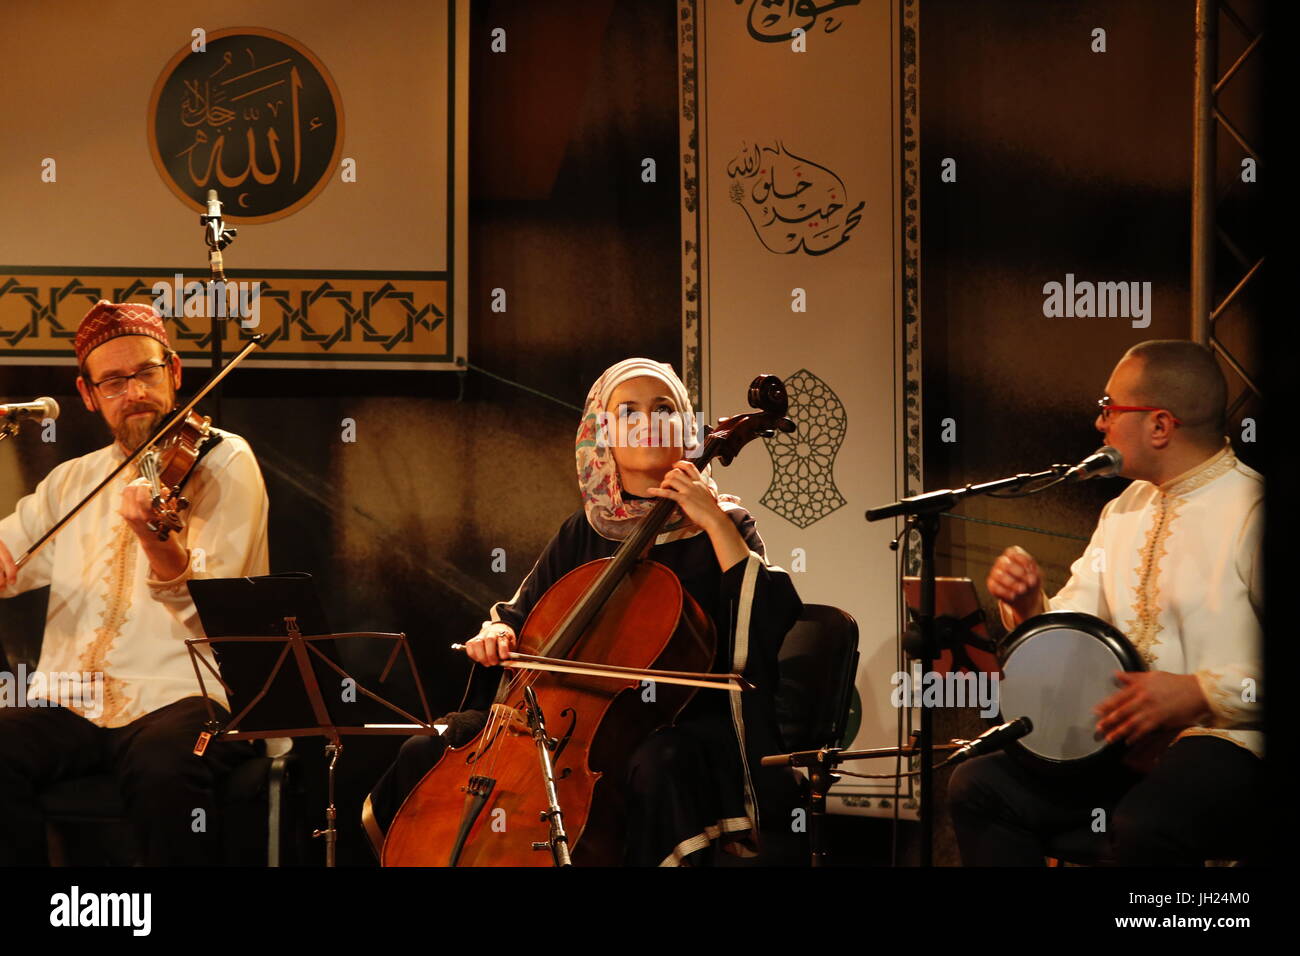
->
xmin=766 ymin=716 xmax=1030 ymax=866
xmin=522 ymin=685 xmax=573 ymax=866
xmin=865 ymin=466 xmax=1064 ymax=866
xmin=199 ymin=189 xmax=238 ymax=425
xmin=761 ymin=742 xmax=962 ymax=867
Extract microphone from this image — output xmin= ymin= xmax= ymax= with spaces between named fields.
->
xmin=204 ymin=189 xmax=223 ymax=247
xmin=0 ymin=397 xmax=60 ymax=421
xmin=941 ymin=716 xmax=1033 ymax=767
xmin=1062 ymin=446 xmax=1122 ymax=483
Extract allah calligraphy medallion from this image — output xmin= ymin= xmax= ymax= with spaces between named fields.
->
xmin=148 ymin=28 xmax=344 ymax=223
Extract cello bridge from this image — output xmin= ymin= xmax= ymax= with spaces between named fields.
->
xmin=461 ymin=774 xmax=495 ymax=798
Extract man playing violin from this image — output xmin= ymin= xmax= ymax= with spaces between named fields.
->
xmin=365 ymin=358 xmax=804 ymax=866
xmin=948 ymin=340 xmax=1262 ymax=865
xmin=0 ymin=300 xmax=269 ymax=865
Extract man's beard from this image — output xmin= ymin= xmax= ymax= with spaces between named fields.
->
xmin=112 ymin=400 xmax=171 ymax=451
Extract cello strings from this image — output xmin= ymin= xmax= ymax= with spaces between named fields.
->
xmin=478 ymin=559 xmax=615 ymax=775
xmin=461 ymin=632 xmax=536 ymax=776
xmin=474 ymin=664 xmax=539 ymax=778
xmin=485 ymin=665 xmax=545 ymax=777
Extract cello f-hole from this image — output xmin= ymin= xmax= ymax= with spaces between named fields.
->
xmin=466 ymin=722 xmax=505 ymax=764
xmin=551 ymin=706 xmax=579 ymax=764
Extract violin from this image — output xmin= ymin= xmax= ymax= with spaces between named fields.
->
xmin=382 ymin=375 xmax=796 ymax=867
xmin=136 ymin=410 xmax=216 ymax=541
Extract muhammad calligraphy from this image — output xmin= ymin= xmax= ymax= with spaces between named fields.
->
xmin=726 ymin=141 xmax=864 ymax=255
xmin=148 ymin=28 xmax=343 ymax=223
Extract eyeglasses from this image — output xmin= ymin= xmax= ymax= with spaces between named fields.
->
xmin=91 ymin=362 xmax=171 ymax=400
xmin=1096 ymin=395 xmax=1182 ymax=426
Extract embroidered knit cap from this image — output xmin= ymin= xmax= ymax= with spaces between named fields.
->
xmin=74 ymin=300 xmax=171 ymax=370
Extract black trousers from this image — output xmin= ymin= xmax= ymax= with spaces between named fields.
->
xmin=947 ymin=736 xmax=1263 ymax=866
xmin=0 ymin=696 xmax=252 ymax=865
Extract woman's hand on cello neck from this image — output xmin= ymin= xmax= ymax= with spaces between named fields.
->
xmin=646 ymin=460 xmax=751 ymax=572
xmin=645 ymin=459 xmax=722 ymax=529
xmin=464 ymin=622 xmax=518 ymax=666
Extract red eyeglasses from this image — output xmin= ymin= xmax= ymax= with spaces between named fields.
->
xmin=1096 ymin=396 xmax=1182 ymax=426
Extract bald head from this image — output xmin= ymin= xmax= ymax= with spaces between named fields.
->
xmin=1123 ymin=340 xmax=1227 ymax=441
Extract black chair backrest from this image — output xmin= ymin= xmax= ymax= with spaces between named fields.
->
xmin=775 ymin=604 xmax=860 ymax=753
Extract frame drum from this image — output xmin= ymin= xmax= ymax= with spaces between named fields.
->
xmin=998 ymin=611 xmax=1144 ymax=772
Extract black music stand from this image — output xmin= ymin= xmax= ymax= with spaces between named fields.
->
xmin=185 ymin=573 xmax=441 ymax=866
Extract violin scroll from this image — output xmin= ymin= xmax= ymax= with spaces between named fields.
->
xmin=145 ymin=500 xmax=187 ymax=542
xmin=136 ymin=412 xmax=212 ymax=541
xmin=137 ymin=449 xmax=187 ymax=541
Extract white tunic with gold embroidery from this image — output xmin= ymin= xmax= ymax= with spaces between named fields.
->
xmin=1040 ymin=443 xmax=1262 ymax=758
xmin=0 ymin=430 xmax=270 ymax=727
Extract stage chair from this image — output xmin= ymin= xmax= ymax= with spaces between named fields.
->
xmin=776 ymin=604 xmax=860 ymax=754
xmin=718 ymin=603 xmax=860 ymax=866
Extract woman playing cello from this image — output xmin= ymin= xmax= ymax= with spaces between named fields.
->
xmin=364 ymin=358 xmax=803 ymax=865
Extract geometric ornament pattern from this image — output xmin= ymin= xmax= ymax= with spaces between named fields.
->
xmin=0 ymin=272 xmax=448 ymax=367
xmin=760 ymin=368 xmax=847 ymax=528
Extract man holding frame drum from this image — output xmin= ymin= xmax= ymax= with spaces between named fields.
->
xmin=948 ymin=340 xmax=1262 ymax=866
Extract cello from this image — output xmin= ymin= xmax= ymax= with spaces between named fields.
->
xmin=382 ymin=375 xmax=796 ymax=866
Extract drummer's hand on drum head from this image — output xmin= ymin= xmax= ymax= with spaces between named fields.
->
xmin=0 ymin=539 xmax=16 ymax=591
xmin=986 ymin=546 xmax=1046 ymax=625
xmin=465 ymin=623 xmax=517 ymax=666
xmin=1093 ymin=671 xmax=1210 ymax=744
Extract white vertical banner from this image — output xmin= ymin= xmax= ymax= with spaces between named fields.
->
xmin=0 ymin=0 xmax=468 ymax=370
xmin=680 ymin=0 xmax=916 ymax=817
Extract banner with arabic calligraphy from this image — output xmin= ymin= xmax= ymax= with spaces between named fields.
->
xmin=680 ymin=0 xmax=920 ymax=817
xmin=148 ymin=27 xmax=345 ymax=224
xmin=0 ymin=0 xmax=467 ymax=370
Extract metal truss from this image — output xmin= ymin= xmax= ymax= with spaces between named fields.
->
xmin=1192 ymin=0 xmax=1264 ymax=420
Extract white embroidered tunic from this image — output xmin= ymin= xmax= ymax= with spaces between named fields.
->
xmin=1027 ymin=443 xmax=1262 ymax=758
xmin=0 ymin=430 xmax=270 ymax=727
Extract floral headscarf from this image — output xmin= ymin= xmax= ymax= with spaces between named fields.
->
xmin=576 ymin=358 xmax=738 ymax=542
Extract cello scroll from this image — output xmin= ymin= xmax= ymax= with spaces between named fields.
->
xmin=705 ymin=374 xmax=796 ymax=467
